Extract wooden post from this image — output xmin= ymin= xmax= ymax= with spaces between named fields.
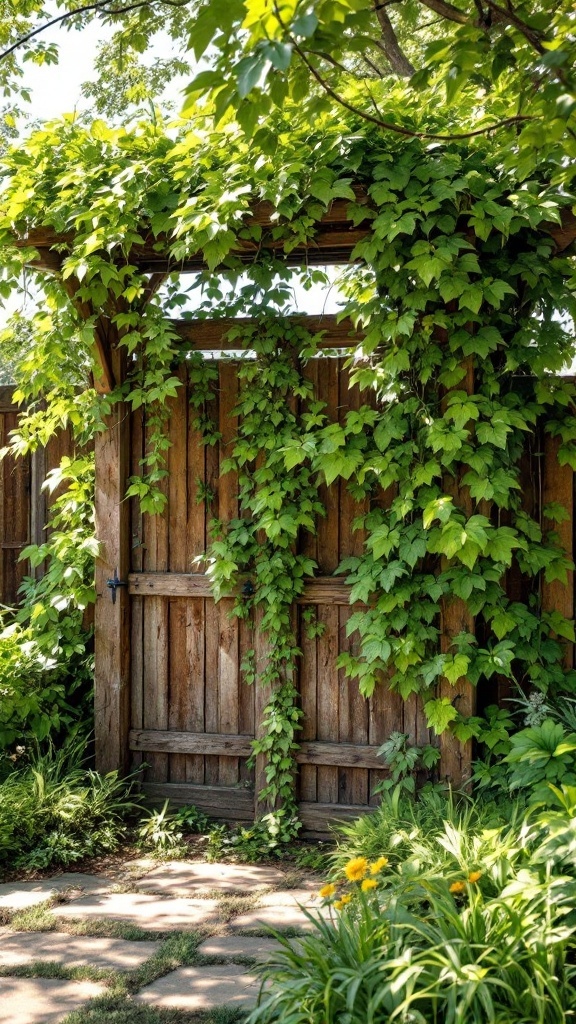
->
xmin=439 ymin=355 xmax=476 ymax=786
xmin=94 ymin=343 xmax=131 ymax=774
xmin=30 ymin=446 xmax=47 ymax=578
xmin=542 ymin=434 xmax=574 ymax=669
xmin=254 ymin=605 xmax=273 ymax=817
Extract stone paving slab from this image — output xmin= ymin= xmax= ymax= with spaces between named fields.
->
xmin=289 ymin=875 xmax=324 ymax=892
xmin=138 ymin=860 xmax=286 ymax=894
xmin=0 ymin=874 xmax=110 ymax=911
xmin=135 ymin=964 xmax=260 ymax=1011
xmin=198 ymin=935 xmax=286 ymax=962
xmin=229 ymin=903 xmax=328 ymax=933
xmin=257 ymin=889 xmax=321 ymax=908
xmin=0 ymin=930 xmax=160 ymax=970
xmin=51 ymin=892 xmax=222 ymax=931
xmin=0 ymin=977 xmax=104 ymax=1023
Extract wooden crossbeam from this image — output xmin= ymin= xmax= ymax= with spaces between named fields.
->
xmin=141 ymin=781 xmax=374 ymax=832
xmin=172 ymin=314 xmax=360 ymax=351
xmin=129 ymin=729 xmax=385 ymax=769
xmin=128 ymin=571 xmax=355 ymax=605
xmin=13 ymin=196 xmax=373 ymax=274
xmin=12 ymin=198 xmax=576 ymax=279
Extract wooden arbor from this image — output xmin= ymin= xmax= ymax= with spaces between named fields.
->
xmin=15 ymin=197 xmax=576 ymax=831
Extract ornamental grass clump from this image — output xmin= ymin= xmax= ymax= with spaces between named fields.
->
xmin=0 ymin=739 xmax=140 ymax=872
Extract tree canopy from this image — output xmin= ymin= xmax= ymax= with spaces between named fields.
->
xmin=1 ymin=0 xmax=574 ymax=179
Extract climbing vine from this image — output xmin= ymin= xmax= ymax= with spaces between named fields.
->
xmin=1 ymin=108 xmax=576 ymax=828
xmin=189 ymin=318 xmax=328 ymax=819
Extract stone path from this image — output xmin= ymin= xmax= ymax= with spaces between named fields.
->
xmin=0 ymin=860 xmax=326 ymax=1022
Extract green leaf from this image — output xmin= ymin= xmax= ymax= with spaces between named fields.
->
xmin=234 ymin=55 xmax=269 ymax=98
xmin=443 ymin=653 xmax=470 ymax=685
xmin=291 ymin=13 xmax=319 ymax=36
xmin=424 ymin=697 xmax=459 ymax=734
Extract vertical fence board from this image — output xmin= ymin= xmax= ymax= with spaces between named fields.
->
xmin=218 ymin=363 xmax=240 ymax=786
xmin=168 ymin=373 xmax=189 ymax=782
xmin=130 ymin=407 xmax=145 ymax=767
xmin=94 ymin=345 xmax=131 ymax=775
xmin=542 ymin=433 xmax=574 ymax=669
xmin=186 ymin=598 xmax=206 ymax=784
xmin=141 ymin=405 xmax=169 ymax=782
xmin=316 ymin=605 xmax=340 ymax=804
xmin=299 ymin=608 xmax=318 ymax=803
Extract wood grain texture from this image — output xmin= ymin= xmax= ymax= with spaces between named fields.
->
xmin=542 ymin=434 xmax=574 ymax=669
xmin=167 ymin=374 xmax=189 ymax=782
xmin=173 ymin=316 xmax=360 ymax=351
xmin=142 ymin=783 xmax=254 ymax=821
xmin=217 ymin=363 xmax=240 ymax=786
xmin=130 ymin=730 xmax=384 ymax=768
xmin=128 ymin=572 xmax=355 ymax=603
xmin=338 ymin=365 xmax=369 ymax=805
xmin=299 ymin=801 xmax=371 ymax=836
xmin=94 ymin=344 xmax=131 ymax=774
xmin=130 ymin=730 xmax=254 ymax=757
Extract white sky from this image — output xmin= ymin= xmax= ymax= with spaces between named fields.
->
xmin=17 ymin=19 xmax=109 ymax=121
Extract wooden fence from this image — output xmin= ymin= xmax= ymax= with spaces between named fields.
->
xmin=128 ymin=354 xmax=415 ymax=834
xmin=1 ymin=347 xmax=573 ymax=835
xmin=0 ymin=387 xmax=77 ymax=607
xmin=119 ymin=340 xmax=574 ymax=834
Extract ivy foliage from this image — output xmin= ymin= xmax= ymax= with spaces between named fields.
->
xmin=0 ymin=98 xmax=575 ymax=815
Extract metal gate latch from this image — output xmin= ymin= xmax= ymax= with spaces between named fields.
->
xmin=106 ymin=569 xmax=128 ymax=604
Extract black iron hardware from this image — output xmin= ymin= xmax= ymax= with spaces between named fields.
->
xmin=106 ymin=569 xmax=128 ymax=604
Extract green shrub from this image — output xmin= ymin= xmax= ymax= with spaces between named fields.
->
xmin=329 ymin=786 xmax=511 ymax=878
xmin=505 ymin=720 xmax=576 ymax=802
xmin=0 ymin=619 xmax=79 ymax=749
xmin=0 ymin=740 xmax=139 ymax=872
xmin=249 ymin=792 xmax=576 ymax=1024
xmin=206 ymin=810 xmax=300 ymax=863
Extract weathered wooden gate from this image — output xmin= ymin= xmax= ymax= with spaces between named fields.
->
xmin=125 ymin=329 xmax=429 ymax=833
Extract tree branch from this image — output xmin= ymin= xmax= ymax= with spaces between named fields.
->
xmin=483 ymin=0 xmax=544 ymax=52
xmin=362 ymin=53 xmax=385 ymax=77
xmin=0 ymin=0 xmax=190 ymax=62
xmin=305 ymin=49 xmax=352 ymax=75
xmin=416 ymin=0 xmax=469 ymax=25
xmin=282 ymin=30 xmax=531 ymax=140
xmin=373 ymin=3 xmax=415 ymax=77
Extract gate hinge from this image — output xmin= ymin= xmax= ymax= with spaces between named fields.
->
xmin=106 ymin=569 xmax=128 ymax=604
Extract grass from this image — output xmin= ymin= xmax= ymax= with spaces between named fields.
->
xmin=215 ymin=895 xmax=261 ymax=922
xmin=61 ymin=993 xmax=247 ymax=1023
xmin=8 ymin=901 xmax=162 ymax=940
xmin=0 ymin=961 xmax=118 ymax=983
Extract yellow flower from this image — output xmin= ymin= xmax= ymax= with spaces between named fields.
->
xmin=468 ymin=871 xmax=482 ymax=884
xmin=361 ymin=878 xmax=378 ymax=892
xmin=449 ymin=880 xmax=466 ymax=894
xmin=344 ymin=856 xmax=369 ymax=882
xmin=370 ymin=857 xmax=389 ymax=875
xmin=319 ymin=883 xmax=336 ymax=898
xmin=333 ymin=893 xmax=352 ymax=912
